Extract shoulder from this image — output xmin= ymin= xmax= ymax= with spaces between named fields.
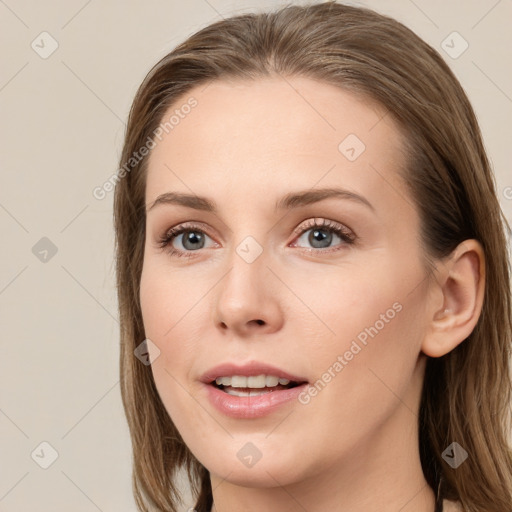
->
xmin=443 ymin=498 xmax=465 ymax=512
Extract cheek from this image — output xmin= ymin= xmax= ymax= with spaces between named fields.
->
xmin=139 ymin=262 xmax=191 ymax=393
xmin=139 ymin=258 xmax=212 ymax=410
xmin=139 ymin=258 xmax=204 ymax=342
xmin=289 ymin=252 xmax=427 ymax=414
xmin=288 ymin=255 xmax=422 ymax=355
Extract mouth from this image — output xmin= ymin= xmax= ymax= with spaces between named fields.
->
xmin=201 ymin=362 xmax=309 ymax=418
xmin=210 ymin=374 xmax=304 ymax=397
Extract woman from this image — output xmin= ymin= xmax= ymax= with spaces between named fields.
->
xmin=113 ymin=2 xmax=512 ymax=511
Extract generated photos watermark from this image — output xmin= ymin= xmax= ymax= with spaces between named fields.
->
xmin=298 ymin=301 xmax=403 ymax=404
xmin=93 ymin=96 xmax=198 ymax=200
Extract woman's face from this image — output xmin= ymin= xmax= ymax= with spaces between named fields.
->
xmin=140 ymin=76 xmax=433 ymax=487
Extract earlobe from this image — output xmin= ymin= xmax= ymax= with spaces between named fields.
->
xmin=421 ymin=239 xmax=485 ymax=358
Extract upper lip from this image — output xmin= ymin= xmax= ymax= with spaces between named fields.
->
xmin=200 ymin=361 xmax=308 ymax=384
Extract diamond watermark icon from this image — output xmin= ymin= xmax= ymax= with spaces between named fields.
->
xmin=236 ymin=442 xmax=263 ymax=468
xmin=441 ymin=32 xmax=469 ymax=59
xmin=442 ymin=441 xmax=468 ymax=468
xmin=134 ymin=338 xmax=161 ymax=365
xmin=31 ymin=441 xmax=59 ymax=469
xmin=32 ymin=237 xmax=58 ymax=263
xmin=338 ymin=133 xmax=366 ymax=161
xmin=236 ymin=236 xmax=263 ymax=264
xmin=31 ymin=31 xmax=59 ymax=59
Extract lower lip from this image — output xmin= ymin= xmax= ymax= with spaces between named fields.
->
xmin=203 ymin=383 xmax=308 ymax=419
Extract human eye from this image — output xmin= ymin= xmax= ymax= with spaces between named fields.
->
xmin=157 ymin=222 xmax=217 ymax=259
xmin=290 ymin=218 xmax=356 ymax=254
xmin=157 ymin=218 xmax=356 ymax=259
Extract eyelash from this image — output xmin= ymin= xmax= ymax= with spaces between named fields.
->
xmin=157 ymin=218 xmax=356 ymax=259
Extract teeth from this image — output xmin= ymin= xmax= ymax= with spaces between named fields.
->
xmin=231 ymin=375 xmax=247 ymax=387
xmin=214 ymin=374 xmax=294 ymax=388
xmin=248 ymin=375 xmax=266 ymax=388
xmin=265 ymin=375 xmax=279 ymax=387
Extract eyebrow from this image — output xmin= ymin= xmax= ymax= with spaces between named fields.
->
xmin=146 ymin=187 xmax=374 ymax=213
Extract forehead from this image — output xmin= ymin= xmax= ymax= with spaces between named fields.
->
xmin=145 ymin=76 xmax=408 ymax=211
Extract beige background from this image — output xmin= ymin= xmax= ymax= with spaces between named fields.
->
xmin=1 ymin=1 xmax=511 ymax=511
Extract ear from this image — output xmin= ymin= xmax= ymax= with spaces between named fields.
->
xmin=421 ymin=239 xmax=485 ymax=358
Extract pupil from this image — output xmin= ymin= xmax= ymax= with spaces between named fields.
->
xmin=310 ymin=229 xmax=331 ymax=248
xmin=183 ymin=231 xmax=204 ymax=250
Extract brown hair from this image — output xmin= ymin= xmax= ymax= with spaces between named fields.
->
xmin=113 ymin=2 xmax=512 ymax=511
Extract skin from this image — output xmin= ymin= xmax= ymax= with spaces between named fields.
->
xmin=140 ymin=76 xmax=484 ymax=512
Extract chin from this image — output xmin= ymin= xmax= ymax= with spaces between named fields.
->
xmin=196 ymin=440 xmax=311 ymax=488
xmin=210 ymin=463 xmax=302 ymax=488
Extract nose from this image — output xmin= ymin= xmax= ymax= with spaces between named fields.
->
xmin=213 ymin=248 xmax=284 ymax=337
